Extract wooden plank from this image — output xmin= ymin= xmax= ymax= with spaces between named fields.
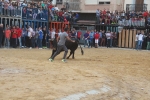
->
xmin=132 ymin=29 xmax=137 ymax=49
xmin=125 ymin=29 xmax=129 ymax=48
xmin=129 ymin=30 xmax=133 ymax=48
xmin=121 ymin=29 xmax=125 ymax=47
xmin=118 ymin=30 xmax=122 ymax=47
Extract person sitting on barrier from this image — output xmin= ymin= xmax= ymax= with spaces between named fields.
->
xmin=32 ymin=5 xmax=38 ymax=19
xmin=147 ymin=15 xmax=150 ymax=26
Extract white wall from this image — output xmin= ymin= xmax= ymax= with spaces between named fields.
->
xmin=144 ymin=0 xmax=150 ymax=11
xmin=124 ymin=0 xmax=136 ymax=11
xmin=85 ymin=0 xmax=97 ymax=4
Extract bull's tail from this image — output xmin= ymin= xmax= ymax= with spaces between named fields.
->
xmin=79 ymin=45 xmax=84 ymax=55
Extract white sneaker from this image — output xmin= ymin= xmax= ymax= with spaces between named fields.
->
xmin=39 ymin=48 xmax=43 ymax=49
xmin=29 ymin=47 xmax=32 ymax=49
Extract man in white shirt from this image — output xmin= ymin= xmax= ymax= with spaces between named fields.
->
xmin=135 ymin=33 xmax=139 ymax=49
xmin=28 ymin=26 xmax=33 ymax=49
xmin=105 ymin=31 xmax=111 ymax=48
xmin=137 ymin=31 xmax=144 ymax=50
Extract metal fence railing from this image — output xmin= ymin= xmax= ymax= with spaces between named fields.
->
xmin=0 ymin=6 xmax=22 ymax=17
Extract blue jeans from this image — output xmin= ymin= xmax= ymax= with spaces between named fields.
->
xmin=135 ymin=41 xmax=138 ymax=49
xmin=88 ymin=38 xmax=93 ymax=47
xmin=21 ymin=36 xmax=26 ymax=47
xmin=18 ymin=37 xmax=22 ymax=47
xmin=137 ymin=40 xmax=143 ymax=50
xmin=84 ymin=39 xmax=89 ymax=47
xmin=110 ymin=38 xmax=113 ymax=47
xmin=38 ymin=38 xmax=42 ymax=48
xmin=4 ymin=38 xmax=10 ymax=48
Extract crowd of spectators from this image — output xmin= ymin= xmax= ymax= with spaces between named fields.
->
xmin=0 ymin=0 xmax=79 ymax=23
xmin=96 ymin=8 xmax=150 ymax=27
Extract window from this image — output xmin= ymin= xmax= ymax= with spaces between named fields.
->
xmin=56 ymin=0 xmax=62 ymax=4
xmin=99 ymin=1 xmax=110 ymax=4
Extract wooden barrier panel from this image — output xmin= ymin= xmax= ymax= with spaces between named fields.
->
xmin=121 ymin=29 xmax=125 ymax=47
xmin=125 ymin=29 xmax=129 ymax=48
xmin=132 ymin=29 xmax=137 ymax=49
xmin=118 ymin=31 xmax=122 ymax=47
xmin=129 ymin=30 xmax=133 ymax=48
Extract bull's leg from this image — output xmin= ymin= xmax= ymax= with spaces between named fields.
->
xmin=72 ymin=51 xmax=75 ymax=59
xmin=67 ymin=51 xmax=73 ymax=59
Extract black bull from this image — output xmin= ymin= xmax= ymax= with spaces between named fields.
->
xmin=50 ymin=39 xmax=84 ymax=59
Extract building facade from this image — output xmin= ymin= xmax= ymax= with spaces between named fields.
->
xmin=54 ymin=0 xmax=150 ymax=13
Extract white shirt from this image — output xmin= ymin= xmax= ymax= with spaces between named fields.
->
xmin=28 ymin=27 xmax=33 ymax=37
xmin=105 ymin=33 xmax=111 ymax=39
xmin=51 ymin=31 xmax=55 ymax=39
xmin=135 ymin=34 xmax=138 ymax=41
xmin=138 ymin=34 xmax=143 ymax=41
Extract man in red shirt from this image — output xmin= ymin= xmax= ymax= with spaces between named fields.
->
xmin=16 ymin=26 xmax=22 ymax=48
xmin=77 ymin=30 xmax=82 ymax=40
xmin=94 ymin=31 xmax=100 ymax=48
xmin=11 ymin=26 xmax=17 ymax=48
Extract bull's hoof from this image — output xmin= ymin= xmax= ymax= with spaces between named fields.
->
xmin=72 ymin=57 xmax=75 ymax=59
xmin=67 ymin=57 xmax=69 ymax=59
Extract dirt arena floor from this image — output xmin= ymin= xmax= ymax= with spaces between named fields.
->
xmin=0 ymin=47 xmax=150 ymax=100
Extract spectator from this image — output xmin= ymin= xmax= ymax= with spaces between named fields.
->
xmin=76 ymin=30 xmax=82 ymax=41
xmin=146 ymin=33 xmax=150 ymax=50
xmin=35 ymin=28 xmax=39 ymax=48
xmin=94 ymin=31 xmax=100 ymax=48
xmin=83 ymin=30 xmax=89 ymax=48
xmin=4 ymin=27 xmax=11 ymax=48
xmin=105 ymin=31 xmax=111 ymax=48
xmin=137 ymin=31 xmax=144 ymax=50
xmin=27 ymin=26 xmax=33 ymax=49
xmin=73 ymin=13 xmax=79 ymax=23
xmin=11 ymin=26 xmax=17 ymax=48
xmin=88 ymin=30 xmax=94 ymax=48
xmin=21 ymin=27 xmax=27 ymax=48
xmin=16 ymin=26 xmax=22 ymax=48
xmin=0 ymin=24 xmax=4 ymax=48
xmin=96 ymin=9 xmax=100 ymax=23
xmin=38 ymin=27 xmax=43 ymax=49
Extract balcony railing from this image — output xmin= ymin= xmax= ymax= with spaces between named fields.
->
xmin=126 ymin=4 xmax=147 ymax=12
xmin=64 ymin=1 xmax=81 ymax=11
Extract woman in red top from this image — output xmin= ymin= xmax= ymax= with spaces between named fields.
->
xmin=11 ymin=26 xmax=17 ymax=48
xmin=94 ymin=31 xmax=100 ymax=48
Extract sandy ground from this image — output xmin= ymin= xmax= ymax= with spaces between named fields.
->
xmin=0 ymin=47 xmax=150 ymax=100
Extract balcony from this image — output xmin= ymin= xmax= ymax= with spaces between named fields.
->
xmin=64 ymin=1 xmax=81 ymax=11
xmin=126 ymin=4 xmax=148 ymax=12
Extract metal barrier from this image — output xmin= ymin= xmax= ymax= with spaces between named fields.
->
xmin=22 ymin=19 xmax=48 ymax=30
xmin=0 ymin=5 xmax=22 ymax=17
xmin=50 ymin=22 xmax=70 ymax=32
xmin=95 ymin=24 xmax=119 ymax=32
xmin=0 ymin=17 xmax=22 ymax=29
